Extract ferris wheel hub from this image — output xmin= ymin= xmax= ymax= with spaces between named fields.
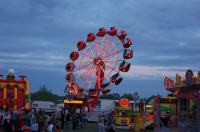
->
xmin=93 ymin=57 xmax=104 ymax=66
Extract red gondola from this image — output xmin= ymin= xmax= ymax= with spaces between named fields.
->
xmin=68 ymin=82 xmax=79 ymax=94
xmin=77 ymin=41 xmax=86 ymax=51
xmin=78 ymin=88 xmax=84 ymax=94
xmin=123 ymin=38 xmax=132 ymax=48
xmin=123 ymin=49 xmax=133 ymax=59
xmin=87 ymin=33 xmax=96 ymax=42
xmin=110 ymin=72 xmax=123 ymax=85
xmin=111 ymin=72 xmax=119 ymax=81
xmin=70 ymin=51 xmax=79 ymax=61
xmin=66 ymin=73 xmax=74 ymax=82
xmin=65 ymin=62 xmax=75 ymax=72
xmin=102 ymin=89 xmax=111 ymax=94
xmin=89 ymin=89 xmax=98 ymax=98
xmin=113 ymin=78 xmax=123 ymax=85
xmin=107 ymin=26 xmax=117 ymax=36
xmin=101 ymin=82 xmax=110 ymax=89
xmin=96 ymin=27 xmax=106 ymax=37
xmin=117 ymin=31 xmax=127 ymax=40
xmin=119 ymin=61 xmax=130 ymax=72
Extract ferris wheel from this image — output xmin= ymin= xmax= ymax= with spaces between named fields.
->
xmin=65 ymin=27 xmax=134 ymax=111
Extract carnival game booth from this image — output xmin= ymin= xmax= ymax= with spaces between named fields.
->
xmin=114 ymin=98 xmax=133 ymax=129
xmin=64 ymin=94 xmax=86 ymax=114
xmin=164 ymin=69 xmax=200 ymax=127
xmin=153 ymin=96 xmax=177 ymax=127
xmin=0 ymin=70 xmax=31 ymax=112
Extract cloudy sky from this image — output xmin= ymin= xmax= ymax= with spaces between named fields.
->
xmin=0 ymin=0 xmax=200 ymax=97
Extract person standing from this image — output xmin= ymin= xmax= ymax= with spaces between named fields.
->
xmin=60 ymin=110 xmax=65 ymax=129
xmin=55 ymin=125 xmax=62 ymax=132
xmin=97 ymin=120 xmax=105 ymax=132
xmin=65 ymin=112 xmax=71 ymax=129
xmin=72 ymin=114 xmax=77 ymax=130
xmin=3 ymin=119 xmax=13 ymax=132
xmin=47 ymin=121 xmax=54 ymax=132
xmin=31 ymin=118 xmax=38 ymax=132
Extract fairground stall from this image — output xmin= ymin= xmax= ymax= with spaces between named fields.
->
xmin=114 ymin=98 xmax=133 ymax=129
xmin=153 ymin=96 xmax=177 ymax=127
xmin=164 ymin=69 xmax=200 ymax=126
xmin=0 ymin=70 xmax=31 ymax=112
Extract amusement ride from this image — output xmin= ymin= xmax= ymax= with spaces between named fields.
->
xmin=64 ymin=26 xmax=134 ymax=112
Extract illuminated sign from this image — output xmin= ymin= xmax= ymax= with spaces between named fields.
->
xmin=64 ymin=100 xmax=83 ymax=104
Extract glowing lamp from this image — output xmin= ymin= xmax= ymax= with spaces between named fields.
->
xmin=64 ymin=100 xmax=83 ymax=104
xmin=119 ymin=98 xmax=130 ymax=107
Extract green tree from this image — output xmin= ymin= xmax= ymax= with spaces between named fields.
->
xmin=121 ymin=93 xmax=134 ymax=100
xmin=132 ymin=92 xmax=140 ymax=102
xmin=112 ymin=93 xmax=120 ymax=100
xmin=100 ymin=93 xmax=121 ymax=100
xmin=31 ymin=85 xmax=64 ymax=104
xmin=100 ymin=94 xmax=115 ymax=99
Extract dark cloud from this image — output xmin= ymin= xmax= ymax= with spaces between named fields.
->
xmin=0 ymin=0 xmax=200 ymax=97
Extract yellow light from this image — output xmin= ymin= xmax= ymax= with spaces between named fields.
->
xmin=64 ymin=100 xmax=83 ymax=104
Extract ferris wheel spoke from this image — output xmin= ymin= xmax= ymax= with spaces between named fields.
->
xmin=80 ymin=51 xmax=94 ymax=59
xmin=102 ymin=41 xmax=113 ymax=56
xmin=95 ymin=40 xmax=109 ymax=56
xmin=74 ymin=62 xmax=93 ymax=72
xmin=86 ymin=44 xmax=97 ymax=57
xmin=75 ymin=59 xmax=93 ymax=63
xmin=87 ymin=43 xmax=99 ymax=57
xmin=103 ymin=59 xmax=123 ymax=62
xmin=104 ymin=40 xmax=112 ymax=50
xmin=89 ymin=49 xmax=96 ymax=57
xmin=115 ymin=41 xmax=122 ymax=46
xmin=107 ymin=40 xmax=119 ymax=54
xmin=105 ymin=63 xmax=119 ymax=72
xmin=83 ymin=69 xmax=92 ymax=82
xmin=99 ymin=36 xmax=106 ymax=53
xmin=99 ymin=39 xmax=114 ymax=56
xmin=99 ymin=65 xmax=111 ymax=83
xmin=94 ymin=41 xmax=101 ymax=56
xmin=80 ymin=65 xmax=96 ymax=84
xmin=99 ymin=36 xmax=110 ymax=55
xmin=102 ymin=49 xmax=124 ymax=59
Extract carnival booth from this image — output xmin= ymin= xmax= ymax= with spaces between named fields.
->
xmin=0 ymin=69 xmax=31 ymax=112
xmin=153 ymin=96 xmax=177 ymax=127
xmin=163 ymin=69 xmax=200 ymax=126
xmin=114 ymin=98 xmax=133 ymax=129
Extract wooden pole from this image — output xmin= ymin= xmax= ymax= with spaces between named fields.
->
xmin=3 ymin=86 xmax=7 ymax=108
xmin=14 ymin=87 xmax=17 ymax=110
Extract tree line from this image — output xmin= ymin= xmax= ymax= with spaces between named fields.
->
xmin=31 ymin=85 xmax=141 ymax=104
xmin=31 ymin=85 xmax=64 ymax=104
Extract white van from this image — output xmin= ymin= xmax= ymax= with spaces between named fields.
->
xmin=32 ymin=101 xmax=56 ymax=113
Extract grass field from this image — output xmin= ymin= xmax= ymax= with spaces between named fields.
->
xmin=64 ymin=123 xmax=200 ymax=132
xmin=64 ymin=123 xmax=153 ymax=132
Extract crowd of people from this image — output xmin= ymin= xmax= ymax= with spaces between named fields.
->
xmin=0 ymin=108 xmax=88 ymax=132
xmin=96 ymin=112 xmax=116 ymax=132
xmin=0 ymin=109 xmax=32 ymax=132
xmin=0 ymin=108 xmax=117 ymax=132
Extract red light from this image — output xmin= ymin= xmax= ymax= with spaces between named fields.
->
xmin=119 ymin=99 xmax=130 ymax=106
